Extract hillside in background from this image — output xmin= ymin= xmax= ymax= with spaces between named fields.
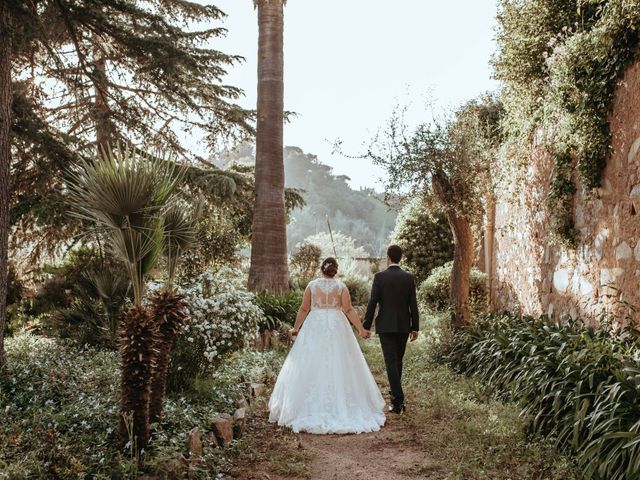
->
xmin=214 ymin=145 xmax=397 ymax=256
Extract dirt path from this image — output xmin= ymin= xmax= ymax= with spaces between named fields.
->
xmin=295 ymin=414 xmax=428 ymax=480
xmin=233 ymin=391 xmax=432 ymax=480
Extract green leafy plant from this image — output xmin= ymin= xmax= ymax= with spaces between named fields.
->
xmin=66 ymin=146 xmax=185 ymax=448
xmin=418 ymin=262 xmax=487 ymax=313
xmin=445 ymin=313 xmax=640 ymax=479
xmin=289 ymin=243 xmax=322 ymax=285
xmin=254 ymin=291 xmax=303 ymax=332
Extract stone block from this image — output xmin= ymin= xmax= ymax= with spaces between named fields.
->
xmin=186 ymin=427 xmax=202 ymax=459
xmin=248 ymin=383 xmax=266 ymax=397
xmin=211 ymin=414 xmax=234 ymax=447
xmin=616 ymin=241 xmax=633 ymax=261
xmin=579 ymin=277 xmax=594 ymax=295
xmin=629 ymin=137 xmax=640 ymax=163
xmin=600 ymin=268 xmax=624 ymax=286
xmin=233 ymin=408 xmax=247 ymax=438
xmin=552 ymin=269 xmax=570 ymax=293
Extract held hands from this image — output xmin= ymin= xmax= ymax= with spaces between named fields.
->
xmin=288 ymin=327 xmax=299 ymax=339
xmin=409 ymin=330 xmax=419 ymax=342
xmin=360 ymin=329 xmax=371 ymax=340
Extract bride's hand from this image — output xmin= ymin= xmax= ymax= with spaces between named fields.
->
xmin=359 ymin=329 xmax=371 ymax=339
xmin=288 ymin=327 xmax=299 ymax=338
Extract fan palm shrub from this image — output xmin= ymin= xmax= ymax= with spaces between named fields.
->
xmin=148 ymin=203 xmax=199 ymax=423
xmin=67 ymin=146 xmax=184 ymax=448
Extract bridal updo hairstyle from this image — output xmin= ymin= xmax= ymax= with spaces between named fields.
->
xmin=321 ymin=257 xmax=339 ymax=278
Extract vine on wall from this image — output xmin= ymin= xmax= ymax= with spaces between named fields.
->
xmin=495 ymin=0 xmax=640 ymax=246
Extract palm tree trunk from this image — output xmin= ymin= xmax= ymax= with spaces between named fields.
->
xmin=148 ymin=290 xmax=188 ymax=424
xmin=0 ymin=3 xmax=12 ymax=369
xmin=248 ymin=0 xmax=289 ymax=294
xmin=119 ymin=304 xmax=156 ymax=449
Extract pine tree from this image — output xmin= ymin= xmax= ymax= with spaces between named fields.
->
xmin=2 ymin=0 xmax=253 ymax=368
xmin=8 ymin=0 xmax=254 ymax=260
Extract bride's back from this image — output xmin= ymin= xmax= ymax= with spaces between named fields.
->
xmin=308 ymin=278 xmax=345 ymax=310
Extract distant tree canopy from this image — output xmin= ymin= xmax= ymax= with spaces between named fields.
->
xmin=284 ymin=147 xmax=396 ymax=256
xmin=215 ymin=145 xmax=396 ymax=256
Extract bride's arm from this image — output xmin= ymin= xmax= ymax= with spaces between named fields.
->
xmin=289 ymin=286 xmax=311 ymax=337
xmin=341 ymin=287 xmax=367 ymax=337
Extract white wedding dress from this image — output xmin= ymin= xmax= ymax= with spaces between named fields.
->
xmin=268 ymin=278 xmax=386 ymax=434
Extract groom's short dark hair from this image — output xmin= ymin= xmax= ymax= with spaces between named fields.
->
xmin=387 ymin=245 xmax=403 ymax=264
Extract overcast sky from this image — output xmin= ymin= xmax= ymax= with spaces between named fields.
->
xmin=210 ymin=0 xmax=500 ymax=189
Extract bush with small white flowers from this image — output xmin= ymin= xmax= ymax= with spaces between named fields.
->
xmin=168 ymin=268 xmax=264 ymax=391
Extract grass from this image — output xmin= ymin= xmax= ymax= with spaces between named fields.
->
xmin=360 ymin=314 xmax=578 ymax=479
xmin=1 ymin=316 xmax=579 ymax=479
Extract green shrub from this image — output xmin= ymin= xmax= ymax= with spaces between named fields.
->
xmin=445 ymin=314 xmax=640 ymax=480
xmin=418 ymin=261 xmax=487 ymax=312
xmin=47 ymin=270 xmax=131 ymax=349
xmin=342 ymin=277 xmax=370 ymax=306
xmin=290 ymin=243 xmax=322 ymax=284
xmin=337 ymin=258 xmax=370 ymax=306
xmin=391 ymin=198 xmax=454 ymax=283
xmin=254 ymin=291 xmax=303 ymax=332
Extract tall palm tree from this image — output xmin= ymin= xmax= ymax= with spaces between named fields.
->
xmin=67 ymin=146 xmax=184 ymax=448
xmin=248 ymin=0 xmax=289 ymax=293
xmin=0 ymin=3 xmax=12 ymax=369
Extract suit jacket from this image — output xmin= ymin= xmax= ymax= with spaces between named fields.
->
xmin=363 ymin=265 xmax=420 ymax=333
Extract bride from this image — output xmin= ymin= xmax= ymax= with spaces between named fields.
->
xmin=268 ymin=257 xmax=386 ymax=434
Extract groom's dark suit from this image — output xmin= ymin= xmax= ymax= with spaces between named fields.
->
xmin=363 ymin=265 xmax=419 ymax=409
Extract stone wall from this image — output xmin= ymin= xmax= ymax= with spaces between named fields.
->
xmin=490 ymin=60 xmax=640 ymax=323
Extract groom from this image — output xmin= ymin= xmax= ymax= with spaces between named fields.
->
xmin=363 ymin=245 xmax=419 ymax=414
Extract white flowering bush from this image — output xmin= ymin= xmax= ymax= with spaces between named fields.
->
xmin=168 ymin=267 xmax=264 ymax=391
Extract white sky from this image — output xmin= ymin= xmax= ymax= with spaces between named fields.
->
xmin=210 ymin=0 xmax=500 ymax=189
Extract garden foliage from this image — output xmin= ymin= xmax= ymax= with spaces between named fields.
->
xmin=418 ymin=262 xmax=487 ymax=313
xmin=447 ymin=314 xmax=640 ymax=480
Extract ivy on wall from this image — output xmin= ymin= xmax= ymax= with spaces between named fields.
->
xmin=495 ymin=0 xmax=640 ymax=246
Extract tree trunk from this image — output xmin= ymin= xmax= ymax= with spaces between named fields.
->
xmin=0 ymin=3 xmax=12 ymax=369
xmin=432 ymin=173 xmax=474 ymax=330
xmin=119 ymin=304 xmax=156 ymax=449
xmin=91 ymin=48 xmax=114 ymax=153
xmin=248 ymin=0 xmax=289 ymax=294
xmin=446 ymin=210 xmax=474 ymax=329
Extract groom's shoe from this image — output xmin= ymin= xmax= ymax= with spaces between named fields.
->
xmin=388 ymin=404 xmax=405 ymax=414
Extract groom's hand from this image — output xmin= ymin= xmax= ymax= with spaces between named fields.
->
xmin=409 ymin=330 xmax=419 ymax=342
xmin=361 ymin=329 xmax=371 ymax=339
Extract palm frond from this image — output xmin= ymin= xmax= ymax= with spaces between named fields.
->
xmin=66 ymin=145 xmax=185 ymax=303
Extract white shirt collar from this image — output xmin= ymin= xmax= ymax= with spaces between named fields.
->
xmin=388 ymin=263 xmax=400 ymax=268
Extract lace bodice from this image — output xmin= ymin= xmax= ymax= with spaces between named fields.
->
xmin=308 ymin=278 xmax=346 ymax=310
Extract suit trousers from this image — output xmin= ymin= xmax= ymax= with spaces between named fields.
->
xmin=378 ymin=332 xmax=410 ymax=407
